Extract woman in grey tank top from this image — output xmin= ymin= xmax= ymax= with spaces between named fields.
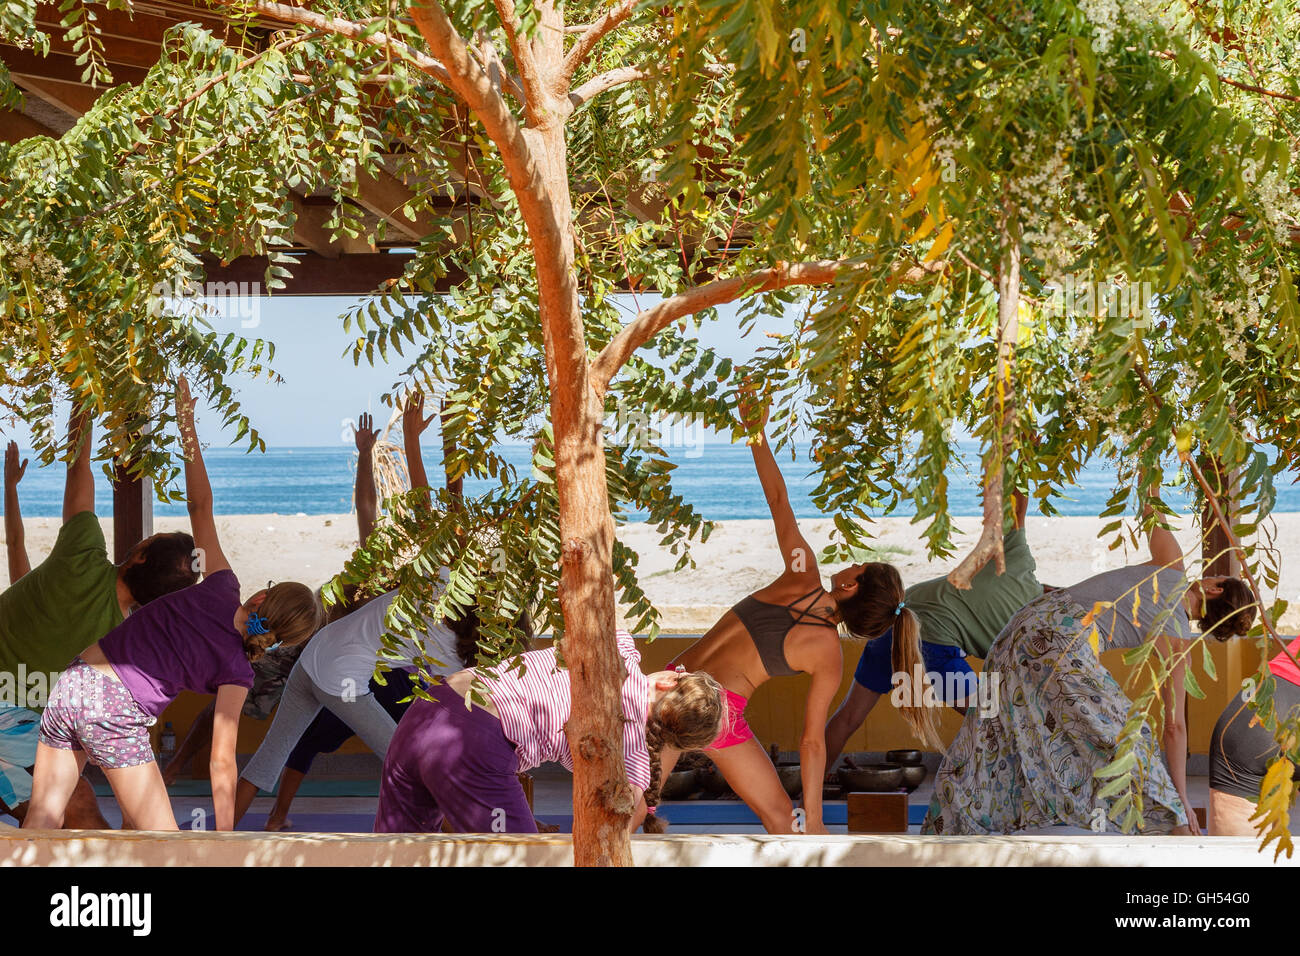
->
xmin=923 ymin=493 xmax=1255 ymax=837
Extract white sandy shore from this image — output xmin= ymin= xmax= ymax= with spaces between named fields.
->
xmin=4 ymin=512 xmax=1299 ymax=634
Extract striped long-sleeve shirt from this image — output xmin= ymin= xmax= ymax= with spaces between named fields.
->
xmin=475 ymin=629 xmax=652 ymax=793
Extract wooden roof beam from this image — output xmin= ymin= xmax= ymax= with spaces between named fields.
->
xmin=0 ymin=108 xmax=59 ymax=143
xmin=11 ymin=74 xmax=103 ymax=117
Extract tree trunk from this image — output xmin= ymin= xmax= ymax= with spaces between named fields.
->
xmin=524 ymin=5 xmax=633 ymax=867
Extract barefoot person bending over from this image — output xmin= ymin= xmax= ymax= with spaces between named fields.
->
xmin=921 ymin=486 xmax=1255 ymax=836
xmin=1207 ymin=632 xmax=1300 ymax=835
xmin=823 ymin=489 xmax=1042 ymax=770
xmin=0 ymin=407 xmax=201 ymax=828
xmin=22 ymin=378 xmax=323 ymax=831
xmin=659 ymin=394 xmax=943 ymax=835
xmin=374 ymin=630 xmax=724 ymax=834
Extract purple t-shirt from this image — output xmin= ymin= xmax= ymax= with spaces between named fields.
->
xmin=99 ymin=569 xmax=254 ymax=717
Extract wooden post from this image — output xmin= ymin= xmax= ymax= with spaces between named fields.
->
xmin=111 ymin=458 xmax=153 ymax=563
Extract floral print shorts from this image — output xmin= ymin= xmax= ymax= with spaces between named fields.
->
xmin=38 ymin=659 xmax=157 ymax=768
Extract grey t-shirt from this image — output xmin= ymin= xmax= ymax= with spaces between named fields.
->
xmin=1064 ymin=565 xmax=1191 ymax=649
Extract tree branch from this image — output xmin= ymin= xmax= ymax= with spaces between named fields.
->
xmin=590 ymin=257 xmax=946 ymax=395
xmin=407 ymin=0 xmax=541 ymax=203
xmin=475 ymin=26 xmax=525 ymax=103
xmin=222 ymin=0 xmax=452 ymax=86
xmin=567 ymin=65 xmax=652 ymax=110
xmin=491 ymin=0 xmax=548 ymax=122
xmin=559 ymin=0 xmax=639 ymax=91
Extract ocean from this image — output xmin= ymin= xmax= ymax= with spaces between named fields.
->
xmin=1 ymin=441 xmax=1288 ymax=520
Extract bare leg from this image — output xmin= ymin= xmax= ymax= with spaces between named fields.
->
xmin=63 ymin=776 xmax=110 ymax=829
xmin=824 ymin=683 xmax=882 ymax=772
xmin=102 ymin=761 xmax=178 ymax=831
xmin=1208 ymin=788 xmax=1257 ymax=836
xmin=265 ymin=768 xmax=304 ymax=831
xmin=708 ymin=737 xmax=796 ymax=834
xmin=22 ymin=744 xmax=87 ymax=829
xmin=162 ymin=701 xmax=215 ymax=786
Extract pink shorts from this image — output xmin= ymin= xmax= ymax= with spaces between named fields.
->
xmin=707 ymin=688 xmax=753 ymax=751
xmin=38 ymin=659 xmax=157 ymax=769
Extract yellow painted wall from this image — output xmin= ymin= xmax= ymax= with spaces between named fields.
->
xmin=158 ymin=634 xmax=1263 ymax=766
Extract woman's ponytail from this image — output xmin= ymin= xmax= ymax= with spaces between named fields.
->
xmin=839 ymin=563 xmax=944 ymax=750
xmin=890 ymin=606 xmax=943 ymax=749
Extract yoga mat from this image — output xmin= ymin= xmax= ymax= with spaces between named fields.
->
xmin=95 ymin=779 xmax=383 ymax=798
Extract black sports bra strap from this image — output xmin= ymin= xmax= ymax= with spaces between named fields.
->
xmin=786 ymin=587 xmax=838 ymax=629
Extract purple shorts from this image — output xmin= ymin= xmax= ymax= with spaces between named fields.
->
xmin=374 ymin=683 xmax=536 ymax=834
xmin=38 ymin=659 xmax=158 ymax=769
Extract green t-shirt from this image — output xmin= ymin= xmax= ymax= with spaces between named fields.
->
xmin=904 ymin=527 xmax=1041 ymax=658
xmin=0 ymin=511 xmax=123 ymax=680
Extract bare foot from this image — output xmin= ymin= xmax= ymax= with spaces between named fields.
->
xmin=264 ymin=818 xmax=293 ymax=832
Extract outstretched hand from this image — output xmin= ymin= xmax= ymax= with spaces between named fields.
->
xmin=4 ymin=441 xmax=27 ymax=489
xmin=402 ymin=391 xmax=436 ymax=440
xmin=176 ymin=376 xmax=198 ymax=449
xmin=354 ymin=412 xmax=377 ymax=454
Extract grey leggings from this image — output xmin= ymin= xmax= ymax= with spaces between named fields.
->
xmin=240 ymin=659 xmax=398 ymax=792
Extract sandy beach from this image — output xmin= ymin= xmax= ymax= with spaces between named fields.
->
xmin=5 ymin=511 xmax=1299 ymax=634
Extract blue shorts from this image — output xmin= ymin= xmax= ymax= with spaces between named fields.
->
xmin=852 ymin=628 xmax=976 ymax=706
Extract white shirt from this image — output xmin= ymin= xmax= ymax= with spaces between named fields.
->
xmin=299 ymin=575 xmax=460 ymax=698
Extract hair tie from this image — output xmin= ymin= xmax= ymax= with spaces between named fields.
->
xmin=895 ymin=601 xmax=906 ymax=617
xmin=267 ymin=642 xmax=282 ymax=652
xmin=646 ymin=805 xmax=657 ymax=816
xmin=673 ymin=664 xmax=686 ymax=674
xmin=245 ymin=613 xmax=271 ymax=636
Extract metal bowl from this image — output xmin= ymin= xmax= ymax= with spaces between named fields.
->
xmin=838 ymin=763 xmax=905 ymax=793
xmin=899 ymin=764 xmax=927 ymax=792
xmin=659 ymin=769 xmax=698 ymax=801
xmin=886 ymin=749 xmax=924 ymax=766
xmin=775 ymin=764 xmax=803 ymax=798
xmin=698 ymin=764 xmax=731 ymax=797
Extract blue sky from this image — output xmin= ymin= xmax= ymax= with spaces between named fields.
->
xmin=2 ymin=293 xmax=787 ymax=451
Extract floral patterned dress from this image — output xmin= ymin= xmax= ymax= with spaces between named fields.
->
xmin=921 ymin=587 xmax=1189 ymax=835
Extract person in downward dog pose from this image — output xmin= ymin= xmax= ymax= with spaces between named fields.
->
xmin=1207 ymin=632 xmax=1300 ymax=835
xmin=823 ymin=489 xmax=1042 ymax=770
xmin=22 ymin=378 xmax=323 ymax=831
xmin=1 ymin=407 xmax=202 ymax=828
xmin=921 ymin=488 xmax=1256 ymax=836
xmin=658 ymin=394 xmax=947 ymax=835
xmin=374 ymin=629 xmax=725 ymax=833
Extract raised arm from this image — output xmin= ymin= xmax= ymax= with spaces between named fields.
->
xmin=1142 ymin=481 xmax=1184 ymax=571
xmin=403 ymin=392 xmax=435 ymax=509
xmin=4 ymin=441 xmax=31 ymax=581
xmin=177 ymin=377 xmax=230 ymax=576
xmin=62 ymin=406 xmax=94 ymax=523
xmin=353 ymin=411 xmax=378 ymax=542
xmin=740 ymin=394 xmax=815 ymax=578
